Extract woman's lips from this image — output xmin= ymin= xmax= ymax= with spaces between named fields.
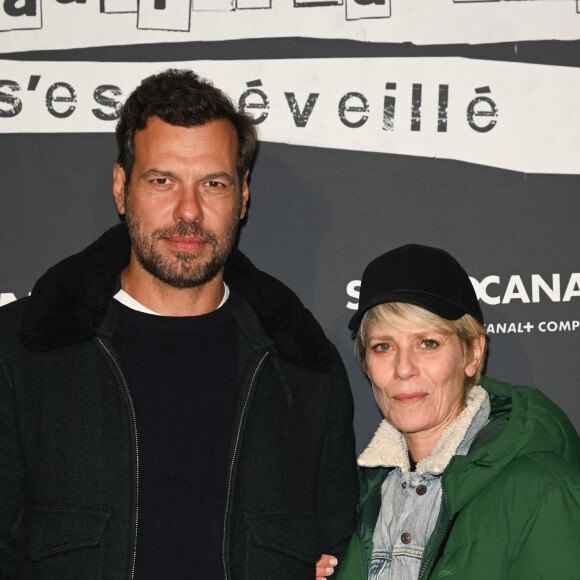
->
xmin=393 ymin=392 xmax=427 ymax=405
xmin=164 ymin=235 xmax=206 ymax=252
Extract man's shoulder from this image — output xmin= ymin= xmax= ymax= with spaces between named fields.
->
xmin=225 ymin=250 xmax=339 ymax=374
xmin=0 ymin=297 xmax=30 ymax=360
xmin=12 ymin=226 xmax=129 ymax=353
xmin=0 ymin=296 xmax=29 ymax=331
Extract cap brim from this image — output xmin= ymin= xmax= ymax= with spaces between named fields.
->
xmin=348 ymin=290 xmax=468 ymax=332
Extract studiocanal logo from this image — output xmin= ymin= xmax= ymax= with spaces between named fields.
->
xmin=346 ymin=272 xmax=580 ymax=335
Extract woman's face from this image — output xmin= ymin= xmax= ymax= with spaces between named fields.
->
xmin=365 ymin=317 xmax=482 ymax=443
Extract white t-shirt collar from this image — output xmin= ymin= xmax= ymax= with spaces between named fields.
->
xmin=113 ymin=282 xmax=230 ymax=316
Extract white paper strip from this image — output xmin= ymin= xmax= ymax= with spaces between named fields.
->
xmin=1 ymin=57 xmax=579 ymax=175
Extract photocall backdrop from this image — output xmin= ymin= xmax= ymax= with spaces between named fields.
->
xmin=1 ymin=0 xmax=579 ymax=451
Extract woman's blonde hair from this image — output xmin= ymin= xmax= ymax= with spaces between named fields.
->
xmin=354 ymin=301 xmax=487 ymax=391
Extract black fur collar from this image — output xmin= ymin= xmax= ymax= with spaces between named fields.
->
xmin=21 ymin=224 xmax=333 ymax=372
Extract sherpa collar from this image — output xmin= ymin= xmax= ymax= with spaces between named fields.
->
xmin=21 ymin=223 xmax=334 ymax=372
xmin=358 ymin=385 xmax=490 ymax=474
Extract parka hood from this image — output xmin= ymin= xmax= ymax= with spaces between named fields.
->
xmin=20 ymin=224 xmax=335 ymax=372
xmin=443 ymin=375 xmax=580 ymax=513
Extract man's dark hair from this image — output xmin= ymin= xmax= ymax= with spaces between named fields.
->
xmin=116 ymin=68 xmax=258 ymax=186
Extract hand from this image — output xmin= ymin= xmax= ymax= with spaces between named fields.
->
xmin=316 ymin=553 xmax=338 ymax=579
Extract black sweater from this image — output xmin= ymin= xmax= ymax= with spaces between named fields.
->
xmin=113 ymin=299 xmax=237 ymax=578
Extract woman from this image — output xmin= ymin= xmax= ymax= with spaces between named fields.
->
xmin=330 ymin=243 xmax=580 ymax=579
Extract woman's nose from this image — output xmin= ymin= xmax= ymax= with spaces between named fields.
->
xmin=394 ymin=349 xmax=418 ymax=380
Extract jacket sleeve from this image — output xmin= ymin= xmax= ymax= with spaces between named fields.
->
xmin=316 ymin=347 xmax=359 ymax=571
xmin=336 ymin=533 xmax=367 ymax=580
xmin=0 ymin=354 xmax=22 ymax=579
xmin=507 ymin=466 xmax=580 ymax=579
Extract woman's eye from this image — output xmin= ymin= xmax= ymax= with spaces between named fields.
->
xmin=372 ymin=343 xmax=391 ymax=352
xmin=422 ymin=339 xmax=438 ymax=349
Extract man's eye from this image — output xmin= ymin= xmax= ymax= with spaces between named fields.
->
xmin=206 ymin=181 xmax=224 ymax=188
xmin=151 ymin=178 xmax=171 ymax=186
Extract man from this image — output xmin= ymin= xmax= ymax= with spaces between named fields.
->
xmin=0 ymin=69 xmax=358 ymax=579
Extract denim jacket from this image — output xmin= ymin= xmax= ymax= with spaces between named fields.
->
xmin=360 ymin=387 xmax=490 ymax=580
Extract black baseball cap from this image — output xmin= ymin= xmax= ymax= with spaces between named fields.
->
xmin=348 ymin=243 xmax=483 ymax=332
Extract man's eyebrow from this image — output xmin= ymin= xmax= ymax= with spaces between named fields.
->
xmin=141 ymin=168 xmax=177 ymax=179
xmin=139 ymin=170 xmax=235 ymax=182
xmin=202 ymin=171 xmax=235 ymax=182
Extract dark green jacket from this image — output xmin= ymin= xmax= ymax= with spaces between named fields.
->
xmin=0 ymin=224 xmax=358 ymax=579
xmin=338 ymin=376 xmax=580 ymax=579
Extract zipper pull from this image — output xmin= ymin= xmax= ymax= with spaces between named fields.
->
xmin=469 ymin=452 xmax=492 ymax=468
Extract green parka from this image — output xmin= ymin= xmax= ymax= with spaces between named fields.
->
xmin=338 ymin=376 xmax=580 ymax=579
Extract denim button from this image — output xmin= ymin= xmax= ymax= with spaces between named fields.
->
xmin=401 ymin=532 xmax=412 ymax=544
xmin=402 ymin=482 xmax=407 ymax=489
xmin=416 ymin=484 xmax=427 ymax=496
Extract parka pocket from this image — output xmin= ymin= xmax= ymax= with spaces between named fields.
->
xmin=11 ymin=505 xmax=111 ymax=579
xmin=244 ymin=511 xmax=320 ymax=579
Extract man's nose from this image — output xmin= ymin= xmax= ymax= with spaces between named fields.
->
xmin=173 ymin=187 xmax=203 ymax=223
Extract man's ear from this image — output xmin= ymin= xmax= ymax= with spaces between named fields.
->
xmin=240 ymin=170 xmax=250 ymax=220
xmin=112 ymin=163 xmax=127 ymax=215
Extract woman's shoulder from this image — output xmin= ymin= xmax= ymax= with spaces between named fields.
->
xmin=479 ymin=375 xmax=580 ymax=468
xmin=501 ymin=448 xmax=580 ymax=491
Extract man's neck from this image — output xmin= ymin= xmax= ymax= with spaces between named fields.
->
xmin=119 ymin=263 xmax=226 ymax=317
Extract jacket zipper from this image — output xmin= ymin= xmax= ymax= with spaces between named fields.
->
xmin=418 ymin=472 xmax=452 ymax=580
xmin=221 ymin=351 xmax=270 ymax=580
xmin=97 ymin=337 xmax=139 ymax=580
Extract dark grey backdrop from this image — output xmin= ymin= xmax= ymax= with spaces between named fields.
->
xmin=2 ymin=38 xmax=579 ymax=451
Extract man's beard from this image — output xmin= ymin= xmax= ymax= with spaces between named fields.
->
xmin=124 ymin=199 xmax=240 ymax=289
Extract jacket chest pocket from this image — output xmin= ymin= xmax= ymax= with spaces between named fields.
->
xmin=244 ymin=511 xmax=320 ymax=579
xmin=11 ymin=505 xmax=111 ymax=579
